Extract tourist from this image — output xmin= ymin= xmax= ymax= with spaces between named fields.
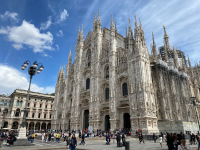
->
xmin=81 ymin=132 xmax=86 ymax=145
xmin=106 ymin=133 xmax=110 ymax=145
xmin=116 ymin=132 xmax=121 ymax=147
xmin=28 ymin=134 xmax=33 ymax=143
xmin=32 ymin=132 xmax=35 ymax=142
xmin=191 ymin=133 xmax=195 ymax=145
xmin=64 ymin=132 xmax=67 ymax=141
xmin=70 ymin=134 xmax=77 ymax=150
xmin=122 ymin=133 xmax=126 ymax=146
xmin=42 ymin=132 xmax=45 ymax=143
xmin=112 ymin=133 xmax=115 ymax=143
xmin=178 ymin=137 xmax=191 ymax=150
xmin=56 ymin=133 xmax=59 ymax=143
xmin=159 ymin=135 xmax=162 ymax=148
xmin=173 ymin=133 xmax=178 ymax=150
xmin=153 ymin=133 xmax=157 ymax=143
xmin=51 ymin=133 xmax=54 ymax=142
xmin=167 ymin=133 xmax=174 ymax=150
xmin=139 ymin=133 xmax=145 ymax=144
xmin=45 ymin=132 xmax=49 ymax=142
xmin=198 ymin=134 xmax=200 ymax=150
xmin=48 ymin=132 xmax=51 ymax=142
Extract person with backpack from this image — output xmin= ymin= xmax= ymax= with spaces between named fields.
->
xmin=56 ymin=133 xmax=59 ymax=143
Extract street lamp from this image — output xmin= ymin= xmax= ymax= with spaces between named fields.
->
xmin=189 ymin=97 xmax=200 ymax=131
xmin=20 ymin=60 xmax=44 ymax=129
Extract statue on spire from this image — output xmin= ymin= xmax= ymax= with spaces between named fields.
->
xmin=93 ymin=12 xmax=96 ymax=32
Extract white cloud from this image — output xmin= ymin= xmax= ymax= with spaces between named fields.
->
xmin=0 ymin=64 xmax=55 ymax=95
xmin=56 ymin=30 xmax=63 ymax=37
xmin=56 ymin=9 xmax=69 ymax=23
xmin=40 ymin=16 xmax=52 ymax=30
xmin=0 ymin=11 xmax=20 ymax=23
xmin=56 ymin=45 xmax=59 ymax=50
xmin=0 ymin=20 xmax=54 ymax=53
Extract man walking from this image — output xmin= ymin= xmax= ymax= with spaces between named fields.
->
xmin=116 ymin=132 xmax=121 ymax=147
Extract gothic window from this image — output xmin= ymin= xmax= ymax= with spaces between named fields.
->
xmin=105 ymin=88 xmax=109 ymax=100
xmin=106 ymin=66 xmax=109 ymax=78
xmin=51 ymin=105 xmax=52 ymax=109
xmin=32 ymin=113 xmax=35 ymax=118
xmin=19 ymin=101 xmax=22 ymax=106
xmin=44 ymin=114 xmax=46 ymax=118
xmin=122 ymin=83 xmax=128 ymax=96
xmin=16 ymin=100 xmax=19 ymax=106
xmin=86 ymin=78 xmax=90 ymax=89
xmin=15 ymin=108 xmax=20 ymax=117
xmin=38 ymin=113 xmax=40 ymax=118
xmin=0 ymin=100 xmax=3 ymax=105
xmin=87 ymin=50 xmax=91 ymax=66
xmin=4 ymin=100 xmax=7 ymax=106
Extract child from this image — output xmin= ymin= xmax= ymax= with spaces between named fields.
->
xmin=159 ymin=135 xmax=162 ymax=148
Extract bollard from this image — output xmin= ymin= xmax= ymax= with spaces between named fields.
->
xmin=125 ymin=141 xmax=130 ymax=150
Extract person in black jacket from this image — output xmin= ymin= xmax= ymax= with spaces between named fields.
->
xmin=122 ymin=133 xmax=126 ymax=146
xmin=81 ymin=132 xmax=86 ymax=145
xmin=139 ymin=134 xmax=145 ymax=144
xmin=166 ymin=133 xmax=174 ymax=150
xmin=70 ymin=134 xmax=77 ymax=150
xmin=106 ymin=133 xmax=110 ymax=145
xmin=116 ymin=132 xmax=121 ymax=147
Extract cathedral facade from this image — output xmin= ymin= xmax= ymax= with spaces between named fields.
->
xmin=52 ymin=12 xmax=200 ymax=134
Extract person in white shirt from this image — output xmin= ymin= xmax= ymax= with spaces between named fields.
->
xmin=159 ymin=136 xmax=162 ymax=148
xmin=178 ymin=138 xmax=191 ymax=150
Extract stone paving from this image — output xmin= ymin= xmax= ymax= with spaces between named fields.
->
xmin=1 ymin=137 xmax=198 ymax=150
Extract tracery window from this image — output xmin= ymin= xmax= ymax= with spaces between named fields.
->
xmin=86 ymin=78 xmax=90 ymax=89
xmin=50 ymin=114 xmax=52 ymax=119
xmin=15 ymin=108 xmax=20 ymax=117
xmin=122 ymin=83 xmax=128 ymax=96
xmin=105 ymin=88 xmax=109 ymax=100
xmin=106 ymin=66 xmax=109 ymax=78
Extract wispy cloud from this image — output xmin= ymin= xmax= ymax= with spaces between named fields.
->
xmin=56 ymin=9 xmax=69 ymax=24
xmin=0 ymin=11 xmax=20 ymax=23
xmin=56 ymin=30 xmax=63 ymax=37
xmin=40 ymin=16 xmax=52 ymax=30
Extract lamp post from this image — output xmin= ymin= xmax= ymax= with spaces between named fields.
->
xmin=20 ymin=60 xmax=44 ymax=129
xmin=189 ymin=97 xmax=200 ymax=131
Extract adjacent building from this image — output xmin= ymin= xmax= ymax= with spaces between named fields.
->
xmin=0 ymin=89 xmax=54 ymax=130
xmin=52 ymin=12 xmax=200 ymax=134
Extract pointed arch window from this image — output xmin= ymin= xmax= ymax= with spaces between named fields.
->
xmin=88 ymin=51 xmax=91 ymax=66
xmin=86 ymin=78 xmax=90 ymax=89
xmin=105 ymin=88 xmax=109 ymax=100
xmin=106 ymin=66 xmax=109 ymax=78
xmin=122 ymin=83 xmax=128 ymax=96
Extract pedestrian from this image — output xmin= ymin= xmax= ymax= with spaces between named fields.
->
xmin=64 ymin=132 xmax=67 ymax=141
xmin=167 ymin=133 xmax=174 ymax=150
xmin=106 ymin=133 xmax=110 ymax=145
xmin=178 ymin=137 xmax=191 ymax=150
xmin=28 ymin=134 xmax=33 ymax=143
xmin=49 ymin=132 xmax=51 ymax=142
xmin=51 ymin=133 xmax=54 ymax=142
xmin=139 ymin=134 xmax=145 ymax=144
xmin=153 ymin=133 xmax=157 ymax=143
xmin=42 ymin=132 xmax=45 ymax=143
xmin=198 ymin=135 xmax=200 ymax=150
xmin=70 ymin=134 xmax=77 ymax=150
xmin=32 ymin=132 xmax=35 ymax=142
xmin=122 ymin=133 xmax=126 ymax=146
xmin=46 ymin=132 xmax=49 ymax=142
xmin=159 ymin=135 xmax=162 ymax=148
xmin=81 ymin=132 xmax=86 ymax=145
xmin=191 ymin=133 xmax=195 ymax=145
xmin=173 ymin=133 xmax=178 ymax=150
xmin=56 ymin=133 xmax=59 ymax=143
xmin=112 ymin=133 xmax=115 ymax=143
xmin=116 ymin=132 xmax=121 ymax=147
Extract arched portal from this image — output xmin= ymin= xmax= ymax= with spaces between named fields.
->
xmin=123 ymin=113 xmax=131 ymax=129
xmin=84 ymin=110 xmax=89 ymax=129
xmin=105 ymin=115 xmax=110 ymax=131
xmin=12 ymin=121 xmax=19 ymax=129
xmin=41 ymin=123 xmax=46 ymax=130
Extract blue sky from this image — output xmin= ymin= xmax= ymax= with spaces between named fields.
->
xmin=0 ymin=0 xmax=200 ymax=94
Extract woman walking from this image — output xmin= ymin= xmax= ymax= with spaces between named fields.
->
xmin=42 ymin=132 xmax=45 ymax=143
xmin=70 ymin=134 xmax=77 ymax=150
xmin=159 ymin=135 xmax=163 ymax=148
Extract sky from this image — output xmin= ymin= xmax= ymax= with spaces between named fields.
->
xmin=0 ymin=0 xmax=200 ymax=95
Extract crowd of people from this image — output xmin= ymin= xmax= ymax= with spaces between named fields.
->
xmin=0 ymin=131 xmax=17 ymax=146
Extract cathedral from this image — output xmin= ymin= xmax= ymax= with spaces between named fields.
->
xmin=52 ymin=11 xmax=200 ymax=134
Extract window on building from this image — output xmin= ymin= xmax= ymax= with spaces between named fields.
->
xmin=44 ymin=114 xmax=46 ymax=118
xmin=29 ymin=98 xmax=30 ymax=100
xmin=70 ymin=99 xmax=72 ymax=109
xmin=4 ymin=100 xmax=7 ymax=106
xmin=86 ymin=78 xmax=90 ymax=89
xmin=19 ymin=101 xmax=22 ymax=106
xmin=34 ymin=103 xmax=36 ymax=107
xmin=38 ymin=113 xmax=40 ymax=118
xmin=28 ymin=103 xmax=30 ymax=107
xmin=87 ymin=51 xmax=91 ymax=66
xmin=52 ymin=101 xmax=53 ymax=103
xmin=41 ymin=100 xmax=42 ymax=102
xmin=15 ymin=108 xmax=20 ymax=117
xmin=35 ymin=99 xmax=37 ymax=101
xmin=16 ymin=100 xmax=19 ymax=106
xmin=45 ymin=105 xmax=47 ymax=108
xmin=122 ymin=83 xmax=128 ymax=96
xmin=50 ymin=114 xmax=51 ymax=119
xmin=46 ymin=100 xmax=48 ymax=102
xmin=21 ymin=97 xmax=23 ymax=99
xmin=7 ymin=101 xmax=10 ymax=106
xmin=106 ymin=66 xmax=109 ymax=78
xmin=3 ymin=108 xmax=8 ymax=115
xmin=40 ymin=104 xmax=42 ymax=108
xmin=18 ymin=97 xmax=20 ymax=99
xmin=26 ymin=112 xmax=28 ymax=117
xmin=0 ymin=100 xmax=3 ymax=105
xmin=32 ymin=113 xmax=35 ymax=118
xmin=105 ymin=88 xmax=109 ymax=100
xmin=51 ymin=105 xmax=52 ymax=109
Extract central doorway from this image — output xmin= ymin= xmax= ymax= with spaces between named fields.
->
xmin=123 ymin=113 xmax=131 ymax=129
xmin=84 ymin=110 xmax=89 ymax=129
xmin=105 ymin=115 xmax=110 ymax=131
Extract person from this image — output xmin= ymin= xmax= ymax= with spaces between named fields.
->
xmin=51 ymin=133 xmax=54 ymax=142
xmin=46 ymin=132 xmax=49 ymax=142
xmin=32 ymin=132 xmax=35 ymax=142
xmin=106 ymin=133 xmax=110 ymax=145
xmin=198 ymin=135 xmax=200 ymax=150
xmin=191 ymin=133 xmax=195 ymax=145
xmin=56 ymin=133 xmax=59 ymax=143
xmin=167 ymin=133 xmax=174 ymax=150
xmin=178 ymin=137 xmax=191 ymax=150
xmin=70 ymin=134 xmax=77 ymax=150
xmin=49 ymin=132 xmax=51 ymax=142
xmin=28 ymin=134 xmax=33 ymax=143
xmin=116 ymin=132 xmax=121 ymax=147
xmin=153 ymin=133 xmax=157 ymax=143
xmin=139 ymin=134 xmax=145 ymax=144
xmin=42 ymin=132 xmax=45 ymax=143
xmin=64 ymin=132 xmax=67 ymax=141
xmin=112 ymin=133 xmax=115 ymax=143
xmin=122 ymin=133 xmax=126 ymax=146
xmin=159 ymin=135 xmax=162 ymax=148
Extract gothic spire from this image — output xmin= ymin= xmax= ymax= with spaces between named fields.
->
xmin=128 ymin=18 xmax=133 ymax=38
xmin=134 ymin=15 xmax=140 ymax=41
xmin=97 ymin=10 xmax=101 ymax=31
xmin=126 ymin=27 xmax=127 ymax=37
xmin=77 ymin=26 xmax=80 ymax=43
xmin=110 ymin=14 xmax=114 ymax=31
xmin=151 ymin=32 xmax=157 ymax=58
xmin=80 ymin=24 xmax=84 ymax=42
xmin=163 ymin=25 xmax=170 ymax=50
xmin=195 ymin=63 xmax=200 ymax=82
xmin=93 ymin=12 xmax=96 ymax=32
xmin=115 ymin=20 xmax=117 ymax=33
xmin=68 ymin=46 xmax=72 ymax=65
